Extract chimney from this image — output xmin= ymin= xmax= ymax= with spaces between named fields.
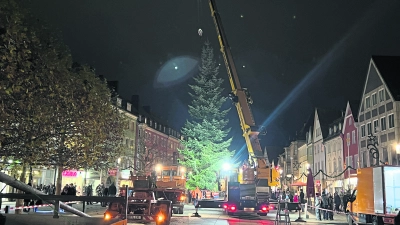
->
xmin=107 ymin=81 xmax=119 ymax=93
xmin=131 ymin=95 xmax=139 ymax=111
xmin=143 ymin=106 xmax=151 ymax=114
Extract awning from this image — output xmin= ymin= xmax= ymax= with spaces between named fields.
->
xmin=291 ymin=181 xmax=307 ymax=186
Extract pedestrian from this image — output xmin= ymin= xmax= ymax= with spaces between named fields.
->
xmin=321 ymin=192 xmax=328 ymax=220
xmin=293 ymin=193 xmax=299 ymax=212
xmin=86 ymin=185 xmax=93 ymax=205
xmin=328 ymin=193 xmax=334 ymax=220
xmin=334 ymin=192 xmax=341 ymax=212
xmin=299 ymin=189 xmax=305 ymax=212
xmin=23 ymin=183 xmax=32 ymax=212
xmin=315 ymin=193 xmax=322 ymax=221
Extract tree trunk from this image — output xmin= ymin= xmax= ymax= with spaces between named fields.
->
xmin=15 ymin=165 xmax=27 ymax=214
xmin=55 ymin=165 xmax=63 ymax=195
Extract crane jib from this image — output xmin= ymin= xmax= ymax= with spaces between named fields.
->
xmin=208 ymin=0 xmax=271 ymax=184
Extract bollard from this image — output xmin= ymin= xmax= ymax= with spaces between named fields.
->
xmin=53 ymin=200 xmax=60 ymax=218
xmin=4 ymin=206 xmax=9 ymax=214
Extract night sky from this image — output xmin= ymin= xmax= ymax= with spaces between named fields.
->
xmin=25 ymin=0 xmax=400 ymax=163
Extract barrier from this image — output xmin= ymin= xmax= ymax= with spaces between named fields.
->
xmin=0 ymin=201 xmax=79 ymax=212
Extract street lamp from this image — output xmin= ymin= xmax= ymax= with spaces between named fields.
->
xmin=222 ymin=163 xmax=231 ymax=171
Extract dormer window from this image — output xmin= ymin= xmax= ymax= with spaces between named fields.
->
xmin=329 ymin=128 xmax=332 ymax=135
xmin=339 ymin=123 xmax=342 ymax=130
xmin=150 ymin=120 xmax=153 ymax=126
xmin=117 ymin=98 xmax=122 ymax=107
xmin=127 ymin=103 xmax=132 ymax=112
xmin=334 ymin=125 xmax=337 ymax=132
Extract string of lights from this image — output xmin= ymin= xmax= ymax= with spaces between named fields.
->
xmin=292 ymin=165 xmax=357 ymax=182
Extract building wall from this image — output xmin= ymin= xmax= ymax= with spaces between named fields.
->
xmin=325 ymin=135 xmax=343 ymax=193
xmin=313 ymin=110 xmax=325 ymax=191
xmin=358 ymin=61 xmax=400 ymax=168
xmin=343 ymin=102 xmax=359 ymax=181
xmin=297 ymin=143 xmax=308 ymax=183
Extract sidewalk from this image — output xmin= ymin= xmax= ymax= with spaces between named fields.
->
xmin=283 ymin=208 xmax=348 ymax=224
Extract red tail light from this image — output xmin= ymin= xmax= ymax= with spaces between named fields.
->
xmin=223 ymin=204 xmax=228 ymax=209
xmin=270 ymin=206 xmax=274 ymax=209
xmin=262 ymin=206 xmax=267 ymax=211
xmin=230 ymin=206 xmax=236 ymax=211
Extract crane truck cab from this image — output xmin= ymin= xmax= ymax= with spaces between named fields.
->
xmin=346 ymin=165 xmax=400 ymax=225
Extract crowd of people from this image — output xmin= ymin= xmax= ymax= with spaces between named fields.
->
xmin=270 ymin=188 xmax=352 ymax=221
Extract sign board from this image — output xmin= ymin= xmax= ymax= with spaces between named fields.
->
xmin=62 ymin=170 xmax=78 ymax=177
xmin=108 ymin=168 xmax=117 ymax=176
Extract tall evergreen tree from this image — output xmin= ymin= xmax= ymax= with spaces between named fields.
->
xmin=180 ymin=41 xmax=233 ymax=191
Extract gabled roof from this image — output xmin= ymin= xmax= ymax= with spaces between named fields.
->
xmin=316 ymin=108 xmax=343 ymax=139
xmin=371 ymin=55 xmax=400 ymax=101
xmin=324 ymin=116 xmax=344 ymax=142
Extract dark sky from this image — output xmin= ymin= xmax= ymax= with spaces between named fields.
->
xmin=25 ymin=0 xmax=400 ymax=163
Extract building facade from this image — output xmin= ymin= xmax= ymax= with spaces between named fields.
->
xmin=342 ymin=101 xmax=359 ymax=189
xmin=324 ymin=117 xmax=344 ymax=194
xmin=358 ymin=56 xmax=400 ymax=168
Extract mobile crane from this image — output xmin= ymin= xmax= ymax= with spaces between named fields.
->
xmin=208 ymin=0 xmax=279 ymax=215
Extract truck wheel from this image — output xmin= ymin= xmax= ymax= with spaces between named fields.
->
xmin=178 ymin=207 xmax=183 ymax=214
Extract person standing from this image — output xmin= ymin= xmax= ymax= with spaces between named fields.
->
xmin=334 ymin=192 xmax=341 ymax=212
xmin=299 ymin=189 xmax=305 ymax=212
xmin=315 ymin=193 xmax=322 ymax=221
xmin=86 ymin=185 xmax=93 ymax=205
xmin=293 ymin=193 xmax=299 ymax=212
xmin=328 ymin=193 xmax=334 ymax=220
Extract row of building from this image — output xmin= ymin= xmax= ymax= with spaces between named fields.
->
xmin=277 ymin=55 xmax=400 ymax=195
xmin=2 ymin=86 xmax=184 ymax=192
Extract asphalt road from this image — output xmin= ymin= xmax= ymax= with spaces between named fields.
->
xmin=1 ymin=201 xmax=349 ymax=225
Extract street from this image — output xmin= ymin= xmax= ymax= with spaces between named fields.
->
xmin=1 ymin=201 xmax=350 ymax=225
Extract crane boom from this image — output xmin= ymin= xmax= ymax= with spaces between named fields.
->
xmin=208 ymin=0 xmax=270 ymax=183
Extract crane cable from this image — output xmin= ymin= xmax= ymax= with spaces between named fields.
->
xmin=197 ymin=0 xmax=203 ymax=38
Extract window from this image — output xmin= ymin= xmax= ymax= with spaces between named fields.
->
xmin=372 ymin=93 xmax=377 ymax=105
xmin=381 ymin=117 xmax=387 ymax=131
xmin=352 ymin=131 xmax=356 ymax=144
xmin=361 ymin=125 xmax=366 ymax=137
xmin=349 ymin=117 xmax=352 ymax=126
xmin=349 ymin=156 xmax=353 ymax=168
xmin=354 ymin=154 xmax=358 ymax=169
xmin=367 ymin=122 xmax=372 ymax=135
xmin=365 ymin=96 xmax=371 ymax=108
xmin=379 ymin=89 xmax=385 ymax=102
xmin=338 ymin=157 xmax=342 ymax=171
xmin=347 ymin=133 xmax=351 ymax=146
xmin=373 ymin=120 xmax=379 ymax=133
xmin=388 ymin=114 xmax=395 ymax=128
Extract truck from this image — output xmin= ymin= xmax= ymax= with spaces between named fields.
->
xmin=104 ymin=180 xmax=172 ymax=225
xmin=347 ymin=165 xmax=400 ymax=225
xmin=208 ymin=0 xmax=272 ymax=215
xmin=130 ymin=166 xmax=187 ymax=215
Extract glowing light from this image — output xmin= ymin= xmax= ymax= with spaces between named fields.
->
xmin=396 ymin=144 xmax=400 ymax=154
xmin=155 ymin=56 xmax=198 ymax=88
xmin=155 ymin=164 xmax=163 ymax=172
xmin=223 ymin=163 xmax=231 ymax=171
